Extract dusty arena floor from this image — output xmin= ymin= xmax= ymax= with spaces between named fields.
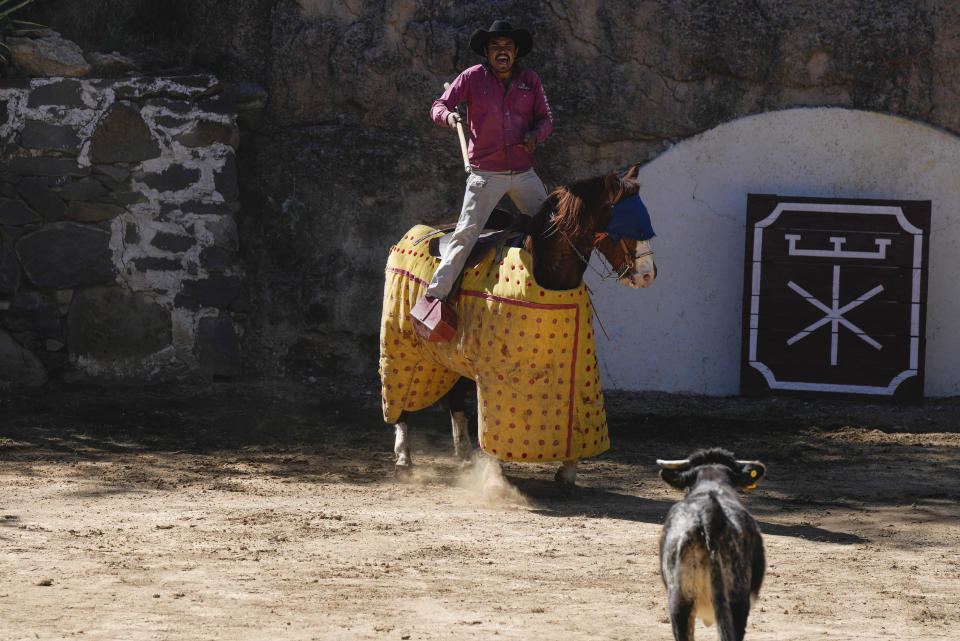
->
xmin=1 ymin=377 xmax=958 ymax=640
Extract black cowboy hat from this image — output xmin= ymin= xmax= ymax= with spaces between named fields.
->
xmin=469 ymin=20 xmax=533 ymax=58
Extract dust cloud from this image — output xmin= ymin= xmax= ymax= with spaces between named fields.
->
xmin=455 ymin=452 xmax=531 ymax=507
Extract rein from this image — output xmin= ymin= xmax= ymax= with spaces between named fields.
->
xmin=556 ymin=225 xmax=655 ymax=344
xmin=545 ymin=180 xmax=656 ymax=341
xmin=558 ymin=230 xmax=649 ymax=282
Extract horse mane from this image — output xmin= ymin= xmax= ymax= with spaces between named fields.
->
xmin=529 ymin=174 xmax=623 ymax=240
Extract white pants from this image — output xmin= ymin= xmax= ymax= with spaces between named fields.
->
xmin=426 ymin=168 xmax=547 ymax=299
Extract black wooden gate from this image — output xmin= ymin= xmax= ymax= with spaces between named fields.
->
xmin=741 ymin=195 xmax=930 ymax=400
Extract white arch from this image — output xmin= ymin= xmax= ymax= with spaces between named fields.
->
xmin=587 ymin=107 xmax=960 ymax=396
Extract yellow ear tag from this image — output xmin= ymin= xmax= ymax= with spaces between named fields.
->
xmin=743 ymin=469 xmax=759 ymax=490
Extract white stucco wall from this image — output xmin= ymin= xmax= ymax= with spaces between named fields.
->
xmin=587 ymin=107 xmax=960 ymax=397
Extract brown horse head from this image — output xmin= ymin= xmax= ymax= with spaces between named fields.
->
xmin=594 ymin=162 xmax=656 ymax=289
xmin=526 ymin=163 xmax=656 ymax=290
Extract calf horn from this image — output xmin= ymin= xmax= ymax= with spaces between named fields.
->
xmin=656 ymin=459 xmax=690 ymax=469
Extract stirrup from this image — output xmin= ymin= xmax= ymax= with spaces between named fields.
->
xmin=410 ymin=295 xmax=458 ymax=342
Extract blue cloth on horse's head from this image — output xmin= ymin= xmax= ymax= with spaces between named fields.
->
xmin=607 ymin=194 xmax=655 ymax=242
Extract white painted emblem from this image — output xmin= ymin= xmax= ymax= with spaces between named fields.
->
xmin=785 ymin=265 xmax=883 ymax=366
xmin=747 ymin=201 xmax=924 ymax=395
xmin=784 ymin=234 xmax=891 ymax=260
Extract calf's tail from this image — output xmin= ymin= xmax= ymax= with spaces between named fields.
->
xmin=702 ymin=491 xmax=744 ymax=641
xmin=700 ymin=489 xmax=725 ymax=556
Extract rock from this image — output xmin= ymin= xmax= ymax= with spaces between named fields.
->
xmin=17 ymin=178 xmax=66 ymax=221
xmin=164 ymin=200 xmax=240 ymax=217
xmin=2 ymin=291 xmax=62 ymax=339
xmin=95 ymin=190 xmax=147 ymax=207
xmin=59 ymin=178 xmax=108 ymax=201
xmin=0 ymin=329 xmax=47 ymax=386
xmin=92 ymin=164 xmax=131 ymax=183
xmin=66 ymin=286 xmax=171 ymax=360
xmin=175 ymin=274 xmax=241 ymax=311
xmin=5 ymin=157 xmax=90 ymax=177
xmin=107 ymin=74 xmax=218 ymax=102
xmin=199 ymin=246 xmax=231 ymax=272
xmin=0 ymin=198 xmax=42 ymax=226
xmin=86 ymin=51 xmax=140 ymax=77
xmin=124 ymin=223 xmax=140 ymax=244
xmin=213 ymin=152 xmax=238 ymax=201
xmin=145 ymin=98 xmax=193 ymax=114
xmin=152 ymin=114 xmax=191 ymax=130
xmin=132 ymin=256 xmax=182 ymax=272
xmin=64 ymin=201 xmax=125 ymax=222
xmin=4 ymin=26 xmax=58 ymax=38
xmin=225 ymin=81 xmax=267 ymax=130
xmin=0 ymin=244 xmax=21 ymax=295
xmin=6 ymin=35 xmax=92 ymax=78
xmin=16 ymin=222 xmax=116 ymax=289
xmin=139 ymin=164 xmax=201 ymax=193
xmin=26 ymin=79 xmax=86 ymax=108
xmin=229 ymin=82 xmax=268 ymax=110
xmin=21 ymin=120 xmax=82 ymax=154
xmin=150 ymin=231 xmax=195 ymax=253
xmin=175 ymin=119 xmax=239 ymax=149
xmin=202 ymin=215 xmax=239 ymax=251
xmin=88 ymin=101 xmax=161 ymax=164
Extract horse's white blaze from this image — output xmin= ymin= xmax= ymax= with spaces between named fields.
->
xmin=620 ymin=240 xmax=656 ymax=289
xmin=451 ymin=411 xmax=471 ymax=460
xmin=394 ymin=421 xmax=411 ymax=466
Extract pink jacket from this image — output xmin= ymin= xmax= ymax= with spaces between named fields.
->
xmin=431 ymin=64 xmax=554 ymax=172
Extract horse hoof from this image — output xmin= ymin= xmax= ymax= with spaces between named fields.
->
xmin=553 ymin=469 xmax=577 ymax=494
xmin=395 ymin=464 xmax=413 ymax=479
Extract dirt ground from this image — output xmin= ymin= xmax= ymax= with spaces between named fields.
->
xmin=2 ymin=376 xmax=959 ymax=641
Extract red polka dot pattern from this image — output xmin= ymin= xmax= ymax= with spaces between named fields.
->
xmin=379 ymin=224 xmax=610 ymax=463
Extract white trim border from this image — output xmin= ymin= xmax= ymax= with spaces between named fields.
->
xmin=749 ymin=201 xmax=924 ymax=395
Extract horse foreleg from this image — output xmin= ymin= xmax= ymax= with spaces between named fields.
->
xmin=446 ymin=378 xmax=474 ymax=460
xmin=394 ymin=415 xmax=411 ymax=469
xmin=451 ymin=411 xmax=471 ymax=460
xmin=554 ymin=460 xmax=579 ymax=490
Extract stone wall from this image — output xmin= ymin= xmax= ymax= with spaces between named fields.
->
xmin=0 ymin=70 xmax=243 ymax=384
xmin=19 ymin=1 xmax=960 ymax=384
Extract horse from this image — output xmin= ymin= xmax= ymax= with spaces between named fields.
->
xmin=379 ymin=162 xmax=656 ymax=488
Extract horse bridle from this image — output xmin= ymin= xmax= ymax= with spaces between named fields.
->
xmin=559 ymin=230 xmax=654 ymax=282
xmin=613 ymin=236 xmax=654 ymax=279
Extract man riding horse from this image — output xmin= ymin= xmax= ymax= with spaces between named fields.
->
xmin=412 ymin=19 xmax=554 ymax=340
xmin=384 ymin=20 xmax=658 ymax=487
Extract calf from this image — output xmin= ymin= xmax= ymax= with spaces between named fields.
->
xmin=657 ymin=448 xmax=766 ymax=641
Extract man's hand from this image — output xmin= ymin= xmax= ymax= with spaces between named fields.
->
xmin=446 ymin=113 xmax=462 ymax=130
xmin=523 ymin=131 xmax=537 ymax=153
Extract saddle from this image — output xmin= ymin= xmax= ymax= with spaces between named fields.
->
xmin=413 ymin=208 xmax=528 ymax=266
xmin=409 ymin=209 xmax=527 ymax=343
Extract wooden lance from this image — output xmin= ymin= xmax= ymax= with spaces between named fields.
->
xmin=444 ymin=82 xmax=471 ymax=174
